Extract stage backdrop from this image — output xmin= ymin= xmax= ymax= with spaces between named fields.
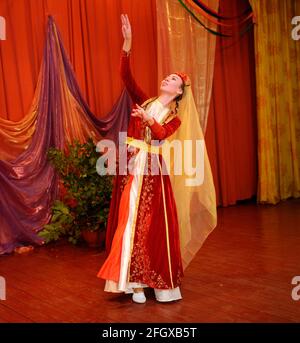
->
xmin=249 ymin=0 xmax=300 ymax=204
xmin=0 ymin=0 xmax=260 ymax=207
xmin=0 ymin=0 xmax=157 ymax=122
xmin=0 ymin=0 xmax=299 ymax=253
xmin=0 ymin=16 xmax=133 ymax=254
xmin=206 ymin=0 xmax=258 ymax=206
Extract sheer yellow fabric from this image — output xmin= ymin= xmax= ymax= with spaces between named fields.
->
xmin=162 ymin=85 xmax=217 ymax=270
xmin=249 ymin=0 xmax=300 ymax=203
xmin=156 ymin=0 xmax=218 ymax=133
xmin=156 ymin=0 xmax=218 ymax=268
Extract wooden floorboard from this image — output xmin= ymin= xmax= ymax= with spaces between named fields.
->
xmin=0 ymin=198 xmax=299 ymax=322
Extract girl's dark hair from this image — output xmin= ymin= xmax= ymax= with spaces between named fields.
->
xmin=174 ymin=82 xmax=185 ymax=114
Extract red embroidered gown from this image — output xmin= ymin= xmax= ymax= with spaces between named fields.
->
xmin=97 ymin=51 xmax=183 ymax=295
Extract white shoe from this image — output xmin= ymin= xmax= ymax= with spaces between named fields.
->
xmin=132 ymin=291 xmax=146 ymax=304
xmin=154 ymin=287 xmax=182 ymax=302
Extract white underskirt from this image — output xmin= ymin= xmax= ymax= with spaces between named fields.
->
xmin=105 ymin=280 xmax=182 ymax=302
xmin=154 ymin=287 xmax=182 ymax=302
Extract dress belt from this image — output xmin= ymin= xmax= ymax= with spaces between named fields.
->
xmin=125 ymin=136 xmax=164 ymax=155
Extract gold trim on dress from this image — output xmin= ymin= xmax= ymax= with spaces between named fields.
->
xmin=157 ymin=155 xmax=174 ymax=289
xmin=126 ymin=154 xmax=146 ymax=282
xmin=141 ymin=97 xmax=158 ymax=109
xmin=164 ymin=113 xmax=177 ymax=125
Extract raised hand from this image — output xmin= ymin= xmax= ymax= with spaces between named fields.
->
xmin=121 ymin=14 xmax=132 ymax=52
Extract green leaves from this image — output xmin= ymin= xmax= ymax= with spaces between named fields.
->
xmin=38 ymin=200 xmax=74 ymax=243
xmin=40 ymin=138 xmax=113 ymax=245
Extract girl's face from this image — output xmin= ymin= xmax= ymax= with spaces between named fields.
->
xmin=160 ymin=74 xmax=183 ymax=98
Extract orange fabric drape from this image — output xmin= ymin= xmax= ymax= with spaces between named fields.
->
xmin=205 ymin=0 xmax=258 ymax=206
xmin=0 ymin=0 xmax=157 ymax=123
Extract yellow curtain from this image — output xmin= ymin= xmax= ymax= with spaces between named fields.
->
xmin=249 ymin=0 xmax=300 ymax=203
xmin=156 ymin=0 xmax=218 ymax=133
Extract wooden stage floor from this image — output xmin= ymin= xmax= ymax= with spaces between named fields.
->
xmin=0 ymin=198 xmax=299 ymax=323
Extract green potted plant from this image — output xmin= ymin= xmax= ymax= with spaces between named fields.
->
xmin=39 ymin=137 xmax=113 ymax=248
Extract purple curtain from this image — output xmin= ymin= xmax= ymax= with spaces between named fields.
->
xmin=0 ymin=16 xmax=131 ymax=255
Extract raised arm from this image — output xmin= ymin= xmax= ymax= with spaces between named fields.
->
xmin=120 ymin=14 xmax=148 ymax=105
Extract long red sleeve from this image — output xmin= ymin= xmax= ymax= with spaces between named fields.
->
xmin=120 ymin=51 xmax=148 ymax=105
xmin=149 ymin=117 xmax=181 ymax=140
xmin=120 ymin=50 xmax=181 ymax=141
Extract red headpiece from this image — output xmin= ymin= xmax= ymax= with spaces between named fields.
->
xmin=174 ymin=72 xmax=191 ymax=86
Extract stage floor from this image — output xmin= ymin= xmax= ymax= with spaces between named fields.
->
xmin=0 ymin=198 xmax=300 ymax=323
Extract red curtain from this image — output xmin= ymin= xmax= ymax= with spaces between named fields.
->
xmin=206 ymin=0 xmax=258 ymax=206
xmin=0 ymin=0 xmax=257 ymax=207
xmin=0 ymin=0 xmax=157 ymax=122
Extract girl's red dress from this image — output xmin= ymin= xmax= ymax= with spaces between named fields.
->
xmin=97 ymin=51 xmax=183 ymax=290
